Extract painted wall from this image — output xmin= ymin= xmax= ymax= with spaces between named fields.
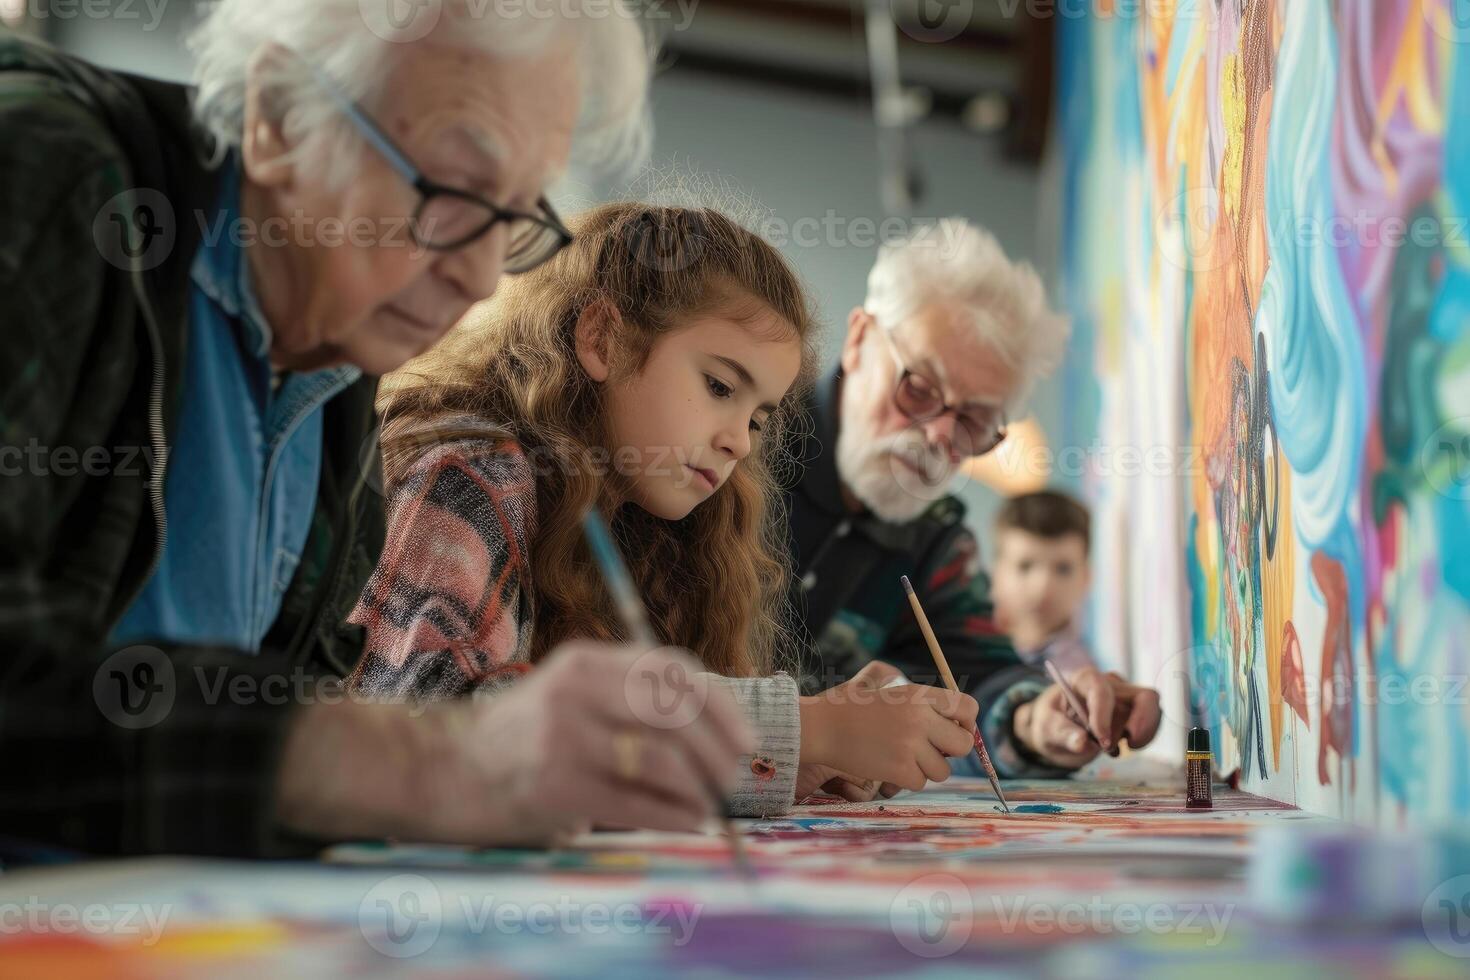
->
xmin=1062 ymin=0 xmax=1470 ymax=823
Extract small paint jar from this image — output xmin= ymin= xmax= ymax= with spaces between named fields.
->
xmin=1186 ymin=727 xmax=1213 ymax=808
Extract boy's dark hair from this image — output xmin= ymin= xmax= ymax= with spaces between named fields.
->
xmin=995 ymin=490 xmax=1091 ymax=554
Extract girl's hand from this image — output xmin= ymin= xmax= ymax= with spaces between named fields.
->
xmin=276 ymin=642 xmax=753 ymax=847
xmin=794 ymin=762 xmax=879 ymax=803
xmin=798 ymin=661 xmax=979 ymax=794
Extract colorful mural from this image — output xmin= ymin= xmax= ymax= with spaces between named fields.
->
xmin=1061 ymin=0 xmax=1470 ymax=823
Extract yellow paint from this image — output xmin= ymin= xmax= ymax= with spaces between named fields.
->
xmin=1260 ymin=463 xmax=1295 ymax=769
xmin=1220 ymin=53 xmax=1248 ymax=227
xmin=1373 ymin=2 xmax=1446 ymax=192
xmin=149 ymin=921 xmax=292 ymax=957
xmin=591 ymin=853 xmax=651 ymax=869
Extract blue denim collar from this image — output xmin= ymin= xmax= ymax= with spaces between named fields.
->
xmin=189 ymin=158 xmax=361 ymax=388
xmin=190 ymin=158 xmax=274 ymax=361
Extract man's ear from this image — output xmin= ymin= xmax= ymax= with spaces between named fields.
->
xmin=574 ymin=301 xmax=619 ymax=382
xmin=241 ymin=43 xmax=299 ymax=190
xmin=841 ymin=306 xmax=873 ymax=375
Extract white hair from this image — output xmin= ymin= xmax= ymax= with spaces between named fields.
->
xmin=188 ymin=0 xmax=653 ymax=188
xmin=863 ymin=218 xmax=1070 ymax=407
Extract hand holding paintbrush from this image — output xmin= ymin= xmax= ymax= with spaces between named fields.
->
xmin=1044 ymin=660 xmax=1121 ymax=758
xmin=1013 ymin=664 xmax=1163 ymax=767
xmin=899 ymin=576 xmax=1011 ymax=813
xmin=581 ymin=509 xmax=755 ymax=879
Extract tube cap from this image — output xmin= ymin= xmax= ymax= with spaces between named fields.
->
xmin=1188 ymin=727 xmax=1211 ymax=752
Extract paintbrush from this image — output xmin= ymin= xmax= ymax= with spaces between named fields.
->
xmin=899 ymin=575 xmax=1011 ymax=814
xmin=1042 ymin=659 xmax=1121 ymax=758
xmin=581 ymin=509 xmax=755 ymax=880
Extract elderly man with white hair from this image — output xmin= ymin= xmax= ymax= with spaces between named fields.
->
xmin=0 ymin=1 xmax=752 ymax=858
xmin=786 ymin=219 xmax=1161 ymax=798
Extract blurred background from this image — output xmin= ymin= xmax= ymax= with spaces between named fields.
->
xmin=2 ymin=0 xmax=1069 ymax=554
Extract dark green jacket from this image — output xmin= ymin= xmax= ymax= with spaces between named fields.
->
xmin=0 ymin=35 xmax=384 ymax=856
xmin=783 ymin=370 xmax=1067 ymax=778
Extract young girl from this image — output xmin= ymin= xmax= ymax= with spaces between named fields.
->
xmin=350 ymin=203 xmax=978 ymax=816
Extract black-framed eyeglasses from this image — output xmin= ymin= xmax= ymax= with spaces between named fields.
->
xmin=301 ymin=60 xmax=573 ymax=272
xmin=879 ymin=327 xmax=1008 ymax=457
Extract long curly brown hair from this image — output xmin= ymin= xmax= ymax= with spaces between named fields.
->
xmin=376 ymin=202 xmax=818 ymax=678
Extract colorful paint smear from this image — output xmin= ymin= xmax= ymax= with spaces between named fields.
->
xmin=0 ymin=779 xmax=1451 ymax=977
xmin=1061 ymin=0 xmax=1470 ymax=823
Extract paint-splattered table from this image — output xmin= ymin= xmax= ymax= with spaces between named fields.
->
xmin=1 ymin=778 xmax=1465 ymax=977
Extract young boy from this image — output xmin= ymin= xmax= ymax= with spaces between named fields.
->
xmin=991 ymin=490 xmax=1098 ymax=679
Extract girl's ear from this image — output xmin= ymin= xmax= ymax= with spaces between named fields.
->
xmin=574 ymin=301 xmax=619 ymax=382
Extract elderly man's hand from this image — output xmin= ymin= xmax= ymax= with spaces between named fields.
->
xmin=275 ymin=643 xmax=753 ymax=846
xmin=1012 ymin=668 xmax=1161 ymax=769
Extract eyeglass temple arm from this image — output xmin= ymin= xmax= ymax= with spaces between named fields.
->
xmin=298 ymin=59 xmax=422 ymax=188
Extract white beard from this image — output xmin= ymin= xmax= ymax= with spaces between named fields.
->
xmin=834 ymin=413 xmax=959 ymax=524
